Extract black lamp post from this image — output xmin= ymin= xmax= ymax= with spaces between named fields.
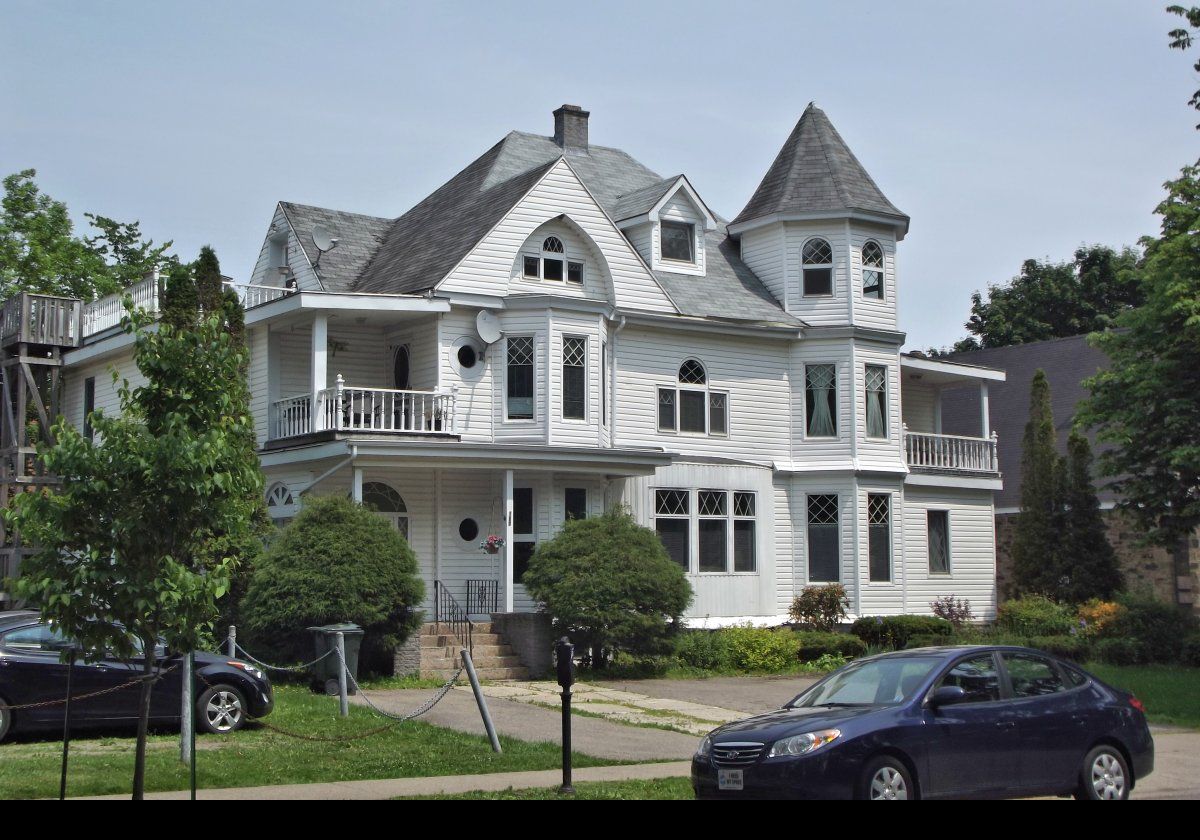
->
xmin=555 ymin=636 xmax=576 ymax=795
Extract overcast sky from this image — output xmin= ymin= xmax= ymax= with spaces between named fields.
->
xmin=2 ymin=1 xmax=1195 ymax=349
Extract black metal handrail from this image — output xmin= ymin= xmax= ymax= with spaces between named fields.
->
xmin=466 ymin=579 xmax=499 ymax=616
xmin=433 ymin=580 xmax=473 ymax=654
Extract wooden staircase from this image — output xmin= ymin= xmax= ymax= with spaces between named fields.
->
xmin=418 ymin=620 xmax=530 ymax=681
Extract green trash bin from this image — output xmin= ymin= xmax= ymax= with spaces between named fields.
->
xmin=308 ymin=623 xmax=364 ymax=696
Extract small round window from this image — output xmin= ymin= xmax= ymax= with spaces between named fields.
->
xmin=457 ymin=345 xmax=478 ymax=368
xmin=458 ymin=518 xmax=479 ymax=542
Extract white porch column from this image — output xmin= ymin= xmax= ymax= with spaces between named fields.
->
xmin=503 ymin=469 xmax=515 ymax=613
xmin=979 ymin=380 xmax=990 ymax=437
xmin=351 ymin=467 xmax=363 ymax=504
xmin=933 ymin=388 xmax=943 ymax=434
xmin=311 ymin=313 xmax=328 ymax=430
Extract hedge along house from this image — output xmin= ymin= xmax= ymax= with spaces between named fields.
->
xmin=4 ymin=103 xmax=1004 ymax=627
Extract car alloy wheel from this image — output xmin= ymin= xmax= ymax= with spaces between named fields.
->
xmin=200 ymin=686 xmax=246 ymax=734
xmin=1088 ymin=750 xmax=1128 ymax=800
xmin=869 ymin=765 xmax=909 ymax=800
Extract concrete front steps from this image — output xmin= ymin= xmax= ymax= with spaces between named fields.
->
xmin=418 ymin=621 xmax=530 ymax=681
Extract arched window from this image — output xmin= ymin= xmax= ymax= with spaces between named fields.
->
xmin=266 ymin=482 xmax=298 ymax=524
xmin=657 ymin=358 xmax=727 ymax=436
xmin=521 ymin=232 xmax=583 ymax=284
xmin=393 ymin=345 xmax=410 ymax=390
xmin=862 ymin=240 xmax=884 ymax=300
xmin=361 ymin=481 xmax=410 ymax=539
xmin=802 ymin=238 xmax=834 ymax=297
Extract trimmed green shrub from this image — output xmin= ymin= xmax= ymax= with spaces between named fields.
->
xmin=242 ymin=495 xmax=424 ymax=672
xmin=523 ymin=508 xmax=693 ymax=666
xmin=794 ymin=631 xmax=866 ymax=662
xmin=675 ymin=630 xmax=733 ymax=671
xmin=724 ymin=625 xmax=798 ymax=672
xmin=789 ymin=584 xmax=850 ymax=631
xmin=1094 ymin=637 xmax=1143 ymax=666
xmin=1104 ymin=590 xmax=1197 ymax=664
xmin=852 ymin=615 xmax=954 ymax=650
xmin=997 ymin=595 xmax=1077 ymax=636
xmin=1027 ymin=635 xmax=1092 ymax=662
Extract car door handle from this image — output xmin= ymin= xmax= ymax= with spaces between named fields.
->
xmin=995 ymin=720 xmax=1017 ymax=730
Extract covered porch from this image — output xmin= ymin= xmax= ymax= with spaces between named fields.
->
xmin=900 ymin=355 xmax=1005 ymax=476
xmin=260 ymin=440 xmax=671 ymax=618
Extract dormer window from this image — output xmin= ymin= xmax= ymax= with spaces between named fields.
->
xmin=660 ymin=221 xmax=695 ymax=263
xmin=522 ymin=235 xmax=583 ymax=284
xmin=803 ymin=238 xmax=833 ymax=296
xmin=862 ymin=240 xmax=884 ymax=300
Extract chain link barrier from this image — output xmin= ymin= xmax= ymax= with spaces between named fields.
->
xmin=232 ymin=642 xmax=335 ymax=674
xmin=0 ymin=663 xmax=180 ymax=713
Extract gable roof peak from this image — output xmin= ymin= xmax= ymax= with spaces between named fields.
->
xmin=732 ymin=104 xmax=908 ymax=233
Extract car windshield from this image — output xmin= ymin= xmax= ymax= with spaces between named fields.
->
xmin=791 ymin=656 xmax=943 ymax=708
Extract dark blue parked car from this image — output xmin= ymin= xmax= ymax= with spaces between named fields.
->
xmin=0 ymin=611 xmax=274 ymax=743
xmin=692 ymin=646 xmax=1153 ymax=800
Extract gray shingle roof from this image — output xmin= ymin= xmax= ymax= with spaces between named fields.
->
xmin=278 ymin=202 xmax=391 ymax=293
xmin=278 ymin=126 xmax=796 ymax=325
xmin=733 ymin=103 xmax=907 ymax=229
xmin=611 ymin=177 xmax=680 ymax=222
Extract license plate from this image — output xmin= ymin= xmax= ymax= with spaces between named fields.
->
xmin=718 ymin=768 xmax=744 ymax=791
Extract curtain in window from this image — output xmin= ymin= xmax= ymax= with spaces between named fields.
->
xmin=866 ymin=365 xmax=887 ymax=438
xmin=806 ymin=365 xmax=837 ymax=437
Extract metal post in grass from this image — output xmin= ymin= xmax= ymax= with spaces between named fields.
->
xmin=181 ymin=650 xmax=194 ymax=766
xmin=336 ymin=631 xmax=349 ymax=718
xmin=555 ymin=637 xmax=576 ymax=795
xmin=59 ymin=648 xmax=76 ymax=801
xmin=461 ymin=649 xmax=501 ymax=753
xmin=188 ymin=652 xmax=197 ymax=801
xmin=227 ymin=625 xmax=236 ymax=658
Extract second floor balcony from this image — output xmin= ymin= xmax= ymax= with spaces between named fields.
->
xmin=904 ymin=428 xmax=998 ymax=475
xmin=271 ymin=376 xmax=457 ymax=440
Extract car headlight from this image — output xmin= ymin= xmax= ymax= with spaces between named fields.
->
xmin=696 ymin=734 xmax=713 ymax=758
xmin=228 ymin=661 xmax=266 ymax=681
xmin=767 ymin=729 xmax=841 ymax=758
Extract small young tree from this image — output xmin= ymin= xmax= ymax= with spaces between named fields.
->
xmin=8 ymin=253 xmax=262 ymax=799
xmin=522 ymin=508 xmax=693 ymax=667
xmin=1011 ymin=369 xmax=1063 ymax=597
xmin=1058 ymin=430 xmax=1122 ymax=602
xmin=241 ymin=496 xmax=424 ymax=670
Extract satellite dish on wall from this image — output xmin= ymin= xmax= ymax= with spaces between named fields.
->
xmin=476 ymin=310 xmax=503 ymax=344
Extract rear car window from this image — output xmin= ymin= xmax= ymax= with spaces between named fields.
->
xmin=937 ymin=654 xmax=1001 ymax=703
xmin=1002 ymin=653 xmax=1066 ymax=698
xmin=2 ymin=624 xmax=68 ymax=652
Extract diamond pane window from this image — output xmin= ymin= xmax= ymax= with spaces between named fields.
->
xmin=678 ymin=359 xmax=706 ymax=385
xmin=542 ymin=236 xmax=564 ymax=253
xmin=808 ymin=493 xmax=839 ymax=525
xmin=658 ymin=388 xmax=676 ymax=431
xmin=567 ymin=261 xmax=583 ymax=284
xmin=562 ymin=336 xmax=586 ymax=420
xmin=807 ymin=494 xmax=840 ymax=582
xmin=803 ymin=238 xmax=833 ymax=297
xmin=698 ymin=490 xmax=727 ymax=517
xmin=868 ymin=494 xmax=891 ymax=582
xmin=655 ymin=489 xmax=690 ymax=517
xmin=734 ymin=492 xmax=755 ymax=518
xmin=803 ymin=238 xmax=833 ymax=264
xmin=862 ymin=240 xmax=884 ymax=300
xmin=708 ymin=392 xmax=727 ymax=435
xmin=866 ymin=364 xmax=888 ymax=438
xmin=363 ymin=482 xmax=405 ymax=513
xmin=928 ymin=510 xmax=950 ymax=574
xmin=506 ymin=336 xmax=535 ymax=420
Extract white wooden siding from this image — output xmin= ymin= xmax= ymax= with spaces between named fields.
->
xmin=901 ymin=486 xmax=998 ymax=619
xmin=738 ymin=225 xmax=786 ymax=310
xmin=653 ymin=192 xmax=706 ymax=276
xmin=247 ymin=205 xmax=321 ymax=292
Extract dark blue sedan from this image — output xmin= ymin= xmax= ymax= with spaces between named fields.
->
xmin=692 ymin=646 xmax=1154 ymax=800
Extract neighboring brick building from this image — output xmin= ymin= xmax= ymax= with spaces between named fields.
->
xmin=938 ymin=334 xmax=1199 ymax=612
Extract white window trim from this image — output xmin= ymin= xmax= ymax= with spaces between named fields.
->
xmin=659 ymin=220 xmax=697 ymax=266
xmin=803 ymin=362 xmax=839 ymax=441
xmin=860 ymin=239 xmax=886 ymax=302
xmin=864 ymin=363 xmax=889 ymax=441
xmin=653 ymin=487 xmax=759 ymax=576
xmin=805 ymin=492 xmax=842 ymax=585
xmin=521 ymin=236 xmax=584 ymax=285
xmin=866 ymin=492 xmax=893 ymax=585
xmin=801 ymin=236 xmax=835 ymax=298
xmin=561 ymin=334 xmax=588 ymax=423
xmin=504 ymin=334 xmax=537 ymax=424
xmin=927 ymin=509 xmax=953 ymax=576
xmin=656 ymin=359 xmax=729 ymax=438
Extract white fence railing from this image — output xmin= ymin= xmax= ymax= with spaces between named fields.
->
xmin=82 ymin=273 xmax=160 ymax=336
xmin=904 ymin=429 xmax=998 ymax=473
xmin=225 ymin=282 xmax=293 ymax=309
xmin=270 ymin=377 xmax=456 ymax=439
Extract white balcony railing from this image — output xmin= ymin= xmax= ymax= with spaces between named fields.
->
xmin=225 ymin=282 xmax=293 ymax=309
xmin=270 ymin=377 xmax=456 ymax=440
xmin=904 ymin=429 xmax=999 ymax=473
xmin=82 ymin=273 xmax=160 ymax=336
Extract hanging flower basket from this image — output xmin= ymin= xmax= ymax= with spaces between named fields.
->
xmin=480 ymin=535 xmax=505 ymax=555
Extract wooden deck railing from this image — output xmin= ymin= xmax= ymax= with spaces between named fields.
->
xmin=904 ymin=429 xmax=999 ymax=473
xmin=1 ymin=293 xmax=82 ymax=346
xmin=82 ymin=273 xmax=161 ymax=336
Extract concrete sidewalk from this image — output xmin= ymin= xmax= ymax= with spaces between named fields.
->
xmin=78 ymin=761 xmax=694 ymax=801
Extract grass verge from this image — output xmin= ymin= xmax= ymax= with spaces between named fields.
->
xmin=405 ymin=776 xmax=695 ymax=800
xmin=1085 ymin=662 xmax=1200 ymax=729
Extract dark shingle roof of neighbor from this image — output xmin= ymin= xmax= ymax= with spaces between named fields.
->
xmin=733 ymin=103 xmax=907 ymax=229
xmin=278 ymin=202 xmax=391 ymax=293
xmin=284 ymin=128 xmax=801 ymax=325
xmin=940 ymin=334 xmax=1114 ymax=509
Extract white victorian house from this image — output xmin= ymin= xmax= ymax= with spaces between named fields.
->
xmin=44 ymin=103 xmax=1004 ymax=625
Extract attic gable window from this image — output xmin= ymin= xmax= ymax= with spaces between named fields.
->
xmin=522 ymin=235 xmax=583 ymax=284
xmin=660 ymin=221 xmax=695 ymax=263
xmin=862 ymin=240 xmax=884 ymax=300
xmin=803 ymin=238 xmax=833 ymax=296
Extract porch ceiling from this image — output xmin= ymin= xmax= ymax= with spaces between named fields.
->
xmin=900 ymin=355 xmax=1005 ymax=387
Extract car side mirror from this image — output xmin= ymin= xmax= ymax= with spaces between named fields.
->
xmin=928 ymin=686 xmax=968 ymax=708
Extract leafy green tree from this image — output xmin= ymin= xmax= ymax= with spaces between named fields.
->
xmin=957 ymin=245 xmax=1142 ymax=351
xmin=0 ymin=169 xmax=173 ymax=301
xmin=523 ymin=508 xmax=693 ymax=667
xmin=1011 ymin=370 xmax=1063 ymax=598
xmin=1058 ymin=431 xmax=1123 ymax=602
xmin=1080 ymin=160 xmax=1200 ymax=549
xmin=241 ymin=496 xmax=424 ymax=671
xmin=1169 ymin=5 xmax=1200 ymax=126
xmin=7 ymin=267 xmax=263 ymax=799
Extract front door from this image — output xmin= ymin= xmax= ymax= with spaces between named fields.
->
xmin=922 ymin=652 xmax=1021 ymax=797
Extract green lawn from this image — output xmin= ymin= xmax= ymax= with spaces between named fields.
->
xmin=406 ymin=777 xmax=695 ymax=800
xmin=0 ymin=685 xmax=615 ymax=800
xmin=1085 ymin=662 xmax=1200 ymax=729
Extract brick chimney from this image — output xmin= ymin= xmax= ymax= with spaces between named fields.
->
xmin=553 ymin=104 xmax=589 ymax=152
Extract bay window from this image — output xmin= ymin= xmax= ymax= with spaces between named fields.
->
xmin=506 ymin=336 xmax=535 ymax=420
xmin=805 ymin=364 xmax=837 ymax=438
xmin=865 ymin=364 xmax=888 ymax=439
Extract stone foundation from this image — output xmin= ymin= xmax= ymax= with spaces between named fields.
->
xmin=392 ymin=629 xmax=423 ymax=677
xmin=995 ymin=510 xmax=1200 ymax=612
xmin=489 ymin=612 xmax=554 ymax=678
